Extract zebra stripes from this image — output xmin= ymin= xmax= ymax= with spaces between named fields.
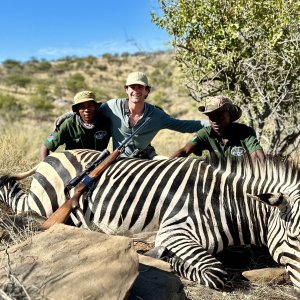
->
xmin=0 ymin=149 xmax=300 ymax=292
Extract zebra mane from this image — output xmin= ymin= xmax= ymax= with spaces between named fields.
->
xmin=209 ymin=155 xmax=300 ymax=182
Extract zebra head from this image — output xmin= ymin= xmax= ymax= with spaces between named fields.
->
xmin=248 ymin=189 xmax=300 ymax=294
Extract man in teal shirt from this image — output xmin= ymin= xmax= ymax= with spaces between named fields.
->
xmin=56 ymin=72 xmax=208 ymax=159
xmin=171 ymin=96 xmax=265 ymax=161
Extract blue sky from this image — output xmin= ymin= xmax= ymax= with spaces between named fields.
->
xmin=0 ymin=0 xmax=171 ymax=63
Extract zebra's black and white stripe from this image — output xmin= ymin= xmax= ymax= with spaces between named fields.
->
xmin=1 ymin=149 xmax=300 ymax=292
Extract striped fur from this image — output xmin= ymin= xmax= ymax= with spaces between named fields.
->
xmin=0 ymin=149 xmax=300 ymax=291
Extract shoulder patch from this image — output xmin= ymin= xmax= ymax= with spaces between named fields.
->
xmin=47 ymin=132 xmax=56 ymax=142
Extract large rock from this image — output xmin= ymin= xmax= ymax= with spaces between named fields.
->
xmin=242 ymin=267 xmax=290 ymax=285
xmin=130 ymin=254 xmax=186 ymax=300
xmin=0 ymin=224 xmax=139 ymax=300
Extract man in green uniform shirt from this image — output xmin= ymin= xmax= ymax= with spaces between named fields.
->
xmin=39 ymin=91 xmax=111 ymax=160
xmin=171 ymin=96 xmax=265 ymax=161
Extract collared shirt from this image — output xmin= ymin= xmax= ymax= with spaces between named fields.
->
xmin=44 ymin=112 xmax=110 ymax=152
xmin=100 ymin=98 xmax=208 ymax=158
xmin=189 ymin=123 xmax=263 ymax=159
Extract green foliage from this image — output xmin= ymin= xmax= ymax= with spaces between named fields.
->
xmin=0 ymin=93 xmax=21 ymax=110
xmin=97 ymin=64 xmax=108 ymax=71
xmin=51 ymin=61 xmax=74 ymax=74
xmin=2 ymin=59 xmax=23 ymax=72
xmin=24 ymin=58 xmax=52 ymax=74
xmin=101 ymin=53 xmax=123 ymax=66
xmin=3 ymin=74 xmax=31 ymax=88
xmin=84 ymin=55 xmax=98 ymax=65
xmin=66 ymin=73 xmax=87 ymax=93
xmin=91 ymin=88 xmax=112 ymax=102
xmin=120 ymin=52 xmax=130 ymax=57
xmin=35 ymin=60 xmax=52 ymax=72
xmin=153 ymin=0 xmax=300 ymax=156
xmin=102 ymin=53 xmax=114 ymax=60
xmin=28 ymin=95 xmax=54 ymax=110
xmin=35 ymin=80 xmax=52 ymax=97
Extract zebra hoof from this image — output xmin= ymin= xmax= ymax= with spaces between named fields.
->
xmin=144 ymin=246 xmax=168 ymax=259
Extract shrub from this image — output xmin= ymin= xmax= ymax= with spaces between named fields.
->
xmin=0 ymin=93 xmax=21 ymax=110
xmin=66 ymin=73 xmax=87 ymax=93
xmin=28 ymin=95 xmax=54 ymax=110
xmin=3 ymin=74 xmax=31 ymax=89
xmin=2 ymin=59 xmax=23 ymax=72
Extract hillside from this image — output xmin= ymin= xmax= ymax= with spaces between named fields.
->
xmin=0 ymin=51 xmax=205 ymax=163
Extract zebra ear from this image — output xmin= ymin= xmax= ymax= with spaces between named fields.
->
xmin=247 ymin=192 xmax=289 ymax=210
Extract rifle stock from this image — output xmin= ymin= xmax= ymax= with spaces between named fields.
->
xmin=41 ymin=179 xmax=89 ymax=230
xmin=40 ymin=153 xmax=119 ymax=230
xmin=41 ymin=117 xmax=151 ymax=230
xmin=40 ymin=199 xmax=73 ymax=230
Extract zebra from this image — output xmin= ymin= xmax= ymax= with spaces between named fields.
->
xmin=0 ymin=149 xmax=300 ymax=293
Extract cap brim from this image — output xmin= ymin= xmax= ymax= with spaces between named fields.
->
xmin=201 ymin=103 xmax=242 ymax=122
xmin=125 ymin=81 xmax=150 ymax=87
xmin=72 ymin=99 xmax=97 ymax=111
xmin=201 ymin=103 xmax=231 ymax=115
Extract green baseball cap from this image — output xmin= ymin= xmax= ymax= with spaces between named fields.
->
xmin=125 ymin=72 xmax=151 ymax=87
xmin=72 ymin=90 xmax=97 ymax=111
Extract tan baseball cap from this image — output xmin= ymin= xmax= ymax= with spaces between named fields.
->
xmin=125 ymin=71 xmax=151 ymax=87
xmin=198 ymin=96 xmax=242 ymax=122
xmin=72 ymin=91 xmax=96 ymax=111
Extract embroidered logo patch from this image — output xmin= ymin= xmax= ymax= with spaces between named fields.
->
xmin=231 ymin=146 xmax=246 ymax=157
xmin=47 ymin=133 xmax=55 ymax=142
xmin=94 ymin=131 xmax=107 ymax=139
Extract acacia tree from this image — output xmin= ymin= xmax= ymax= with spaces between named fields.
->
xmin=152 ymin=0 xmax=300 ymax=156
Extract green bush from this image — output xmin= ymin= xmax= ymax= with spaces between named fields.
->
xmin=28 ymin=95 xmax=54 ymax=110
xmin=36 ymin=60 xmax=52 ymax=72
xmin=51 ymin=61 xmax=74 ymax=74
xmin=2 ymin=59 xmax=23 ymax=72
xmin=0 ymin=93 xmax=21 ymax=109
xmin=35 ymin=81 xmax=51 ymax=97
xmin=66 ymin=73 xmax=87 ymax=93
xmin=97 ymin=64 xmax=108 ymax=71
xmin=4 ymin=74 xmax=31 ymax=88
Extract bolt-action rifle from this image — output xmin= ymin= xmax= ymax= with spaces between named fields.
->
xmin=41 ymin=117 xmax=151 ymax=230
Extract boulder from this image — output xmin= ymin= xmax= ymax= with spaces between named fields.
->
xmin=130 ymin=254 xmax=186 ymax=300
xmin=0 ymin=224 xmax=139 ymax=300
xmin=242 ymin=267 xmax=290 ymax=285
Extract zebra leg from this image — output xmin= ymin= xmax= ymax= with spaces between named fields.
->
xmin=155 ymin=231 xmax=227 ymax=290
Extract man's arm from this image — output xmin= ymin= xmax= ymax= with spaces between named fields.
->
xmin=156 ymin=108 xmax=209 ymax=133
xmin=242 ymin=126 xmax=265 ymax=162
xmin=39 ymin=144 xmax=50 ymax=161
xmin=250 ymin=149 xmax=265 ymax=162
xmin=170 ymin=142 xmax=198 ymax=158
